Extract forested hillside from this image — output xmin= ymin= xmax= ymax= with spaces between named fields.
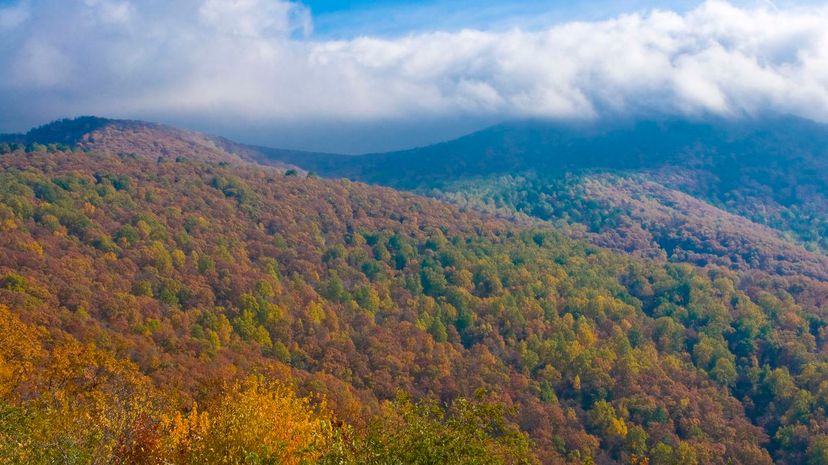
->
xmin=437 ymin=173 xmax=828 ymax=280
xmin=1 ymin=122 xmax=828 ymax=464
xmin=260 ymin=117 xmax=828 ymax=276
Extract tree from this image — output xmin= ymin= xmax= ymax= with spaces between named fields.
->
xmin=160 ymin=376 xmax=335 ymax=465
xmin=327 ymin=394 xmax=537 ymax=465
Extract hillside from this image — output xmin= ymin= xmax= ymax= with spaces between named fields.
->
xmin=2 ymin=121 xmax=828 ymax=464
xmin=258 ymin=117 xmax=828 ymax=277
xmin=438 ymin=173 xmax=828 ymax=281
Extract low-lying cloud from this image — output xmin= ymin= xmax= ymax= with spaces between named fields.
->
xmin=1 ymin=0 xmax=827 ymax=149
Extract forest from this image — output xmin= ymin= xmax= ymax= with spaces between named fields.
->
xmin=1 ymin=120 xmax=827 ymax=464
xmin=260 ymin=118 xmax=828 ymax=257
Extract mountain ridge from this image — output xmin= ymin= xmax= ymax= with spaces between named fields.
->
xmin=249 ymin=116 xmax=828 ymax=183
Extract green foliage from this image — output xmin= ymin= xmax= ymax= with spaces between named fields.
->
xmin=325 ymin=394 xmax=537 ymax=465
xmin=808 ymin=436 xmax=828 ymax=465
xmin=0 ymin=273 xmax=27 ymax=292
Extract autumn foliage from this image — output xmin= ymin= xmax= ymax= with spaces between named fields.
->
xmin=0 ymin=124 xmax=826 ymax=464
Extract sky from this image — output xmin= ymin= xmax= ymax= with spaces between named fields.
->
xmin=1 ymin=0 xmax=828 ymax=153
xmin=304 ymin=0 xmax=704 ymax=38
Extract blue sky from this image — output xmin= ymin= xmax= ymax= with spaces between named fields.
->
xmin=303 ymin=0 xmax=702 ymax=37
xmin=1 ymin=0 xmax=828 ymax=152
xmin=302 ymin=0 xmax=818 ymax=38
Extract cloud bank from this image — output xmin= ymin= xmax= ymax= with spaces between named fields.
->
xmin=1 ymin=0 xmax=828 ymax=147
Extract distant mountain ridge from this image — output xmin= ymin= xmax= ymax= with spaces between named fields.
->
xmin=252 ymin=116 xmax=828 ymax=186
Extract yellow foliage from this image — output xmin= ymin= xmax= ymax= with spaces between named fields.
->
xmin=172 ymin=249 xmax=187 ymax=269
xmin=27 ymin=240 xmax=44 ymax=257
xmin=82 ymin=202 xmax=96 ymax=215
xmin=159 ymin=376 xmax=335 ymax=465
xmin=163 ymin=403 xmax=212 ymax=461
xmin=306 ymin=301 xmax=326 ymax=324
xmin=610 ymin=417 xmax=628 ymax=438
xmin=0 ymin=218 xmax=17 ymax=231
xmin=0 ymin=304 xmax=45 ymax=400
xmin=0 ymin=305 xmax=161 ymax=464
xmin=1 ymin=305 xmax=336 ymax=465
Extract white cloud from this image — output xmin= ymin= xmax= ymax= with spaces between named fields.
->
xmin=198 ymin=0 xmax=311 ymax=37
xmin=1 ymin=0 xmax=828 ymax=135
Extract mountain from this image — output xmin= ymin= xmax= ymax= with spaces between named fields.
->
xmin=258 ymin=117 xmax=828 ymax=279
xmin=0 ymin=117 xmax=316 ymax=168
xmin=266 ymin=117 xmax=828 ymax=192
xmin=2 ymin=118 xmax=828 ymax=465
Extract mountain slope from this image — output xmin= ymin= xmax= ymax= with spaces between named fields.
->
xmin=7 ymin=122 xmax=828 ymax=464
xmin=258 ymin=117 xmax=828 ymax=278
xmin=439 ymin=172 xmax=828 ymax=281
